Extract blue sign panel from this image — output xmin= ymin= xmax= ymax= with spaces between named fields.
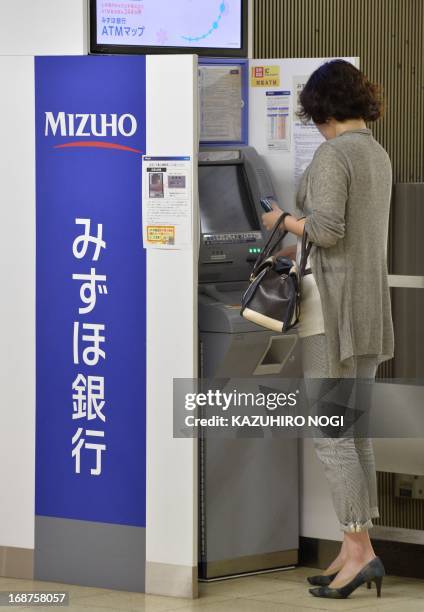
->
xmin=35 ymin=56 xmax=146 ymax=527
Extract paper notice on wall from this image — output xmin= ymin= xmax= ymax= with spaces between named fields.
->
xmin=142 ymin=156 xmax=192 ymax=249
xmin=199 ymin=65 xmax=243 ymax=142
xmin=293 ymin=76 xmax=325 ymax=189
xmin=266 ymin=90 xmax=291 ymax=152
xmin=293 ymin=123 xmax=325 ymax=188
xmin=293 ymin=75 xmax=308 ymax=122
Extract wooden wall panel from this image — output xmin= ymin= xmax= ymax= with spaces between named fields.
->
xmin=253 ymin=0 xmax=424 ymax=183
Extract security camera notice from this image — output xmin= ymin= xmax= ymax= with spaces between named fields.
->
xmin=142 ymin=156 xmax=192 ymax=249
xmin=173 ymin=377 xmax=424 ymax=439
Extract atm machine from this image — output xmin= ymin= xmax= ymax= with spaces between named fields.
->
xmin=198 ymin=146 xmax=301 ymax=579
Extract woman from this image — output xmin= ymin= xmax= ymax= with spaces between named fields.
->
xmin=262 ymin=59 xmax=394 ymax=600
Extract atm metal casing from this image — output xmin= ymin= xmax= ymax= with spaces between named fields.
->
xmin=198 ymin=147 xmax=300 ymax=579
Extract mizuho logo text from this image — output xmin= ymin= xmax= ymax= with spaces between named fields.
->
xmin=45 ymin=112 xmax=142 ymax=153
xmin=45 ymin=112 xmax=137 ymax=137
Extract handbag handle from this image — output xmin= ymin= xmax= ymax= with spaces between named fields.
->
xmin=252 ymin=212 xmax=313 ymax=279
xmin=251 ymin=212 xmax=288 ymax=277
xmin=299 ymin=227 xmax=313 ymax=278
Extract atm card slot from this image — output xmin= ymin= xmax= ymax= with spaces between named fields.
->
xmin=201 ymin=260 xmax=234 ymax=265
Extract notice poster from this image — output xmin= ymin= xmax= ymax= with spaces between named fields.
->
xmin=142 ymin=156 xmax=192 ymax=248
xmin=199 ymin=65 xmax=243 ymax=142
xmin=266 ymin=90 xmax=291 ymax=152
xmin=293 ymin=75 xmax=308 ymax=122
xmin=292 ymin=75 xmax=324 ymax=188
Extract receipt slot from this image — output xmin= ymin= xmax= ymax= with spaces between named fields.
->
xmin=198 ymin=147 xmax=300 ymax=579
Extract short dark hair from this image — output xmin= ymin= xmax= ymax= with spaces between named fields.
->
xmin=298 ymin=59 xmax=383 ymax=124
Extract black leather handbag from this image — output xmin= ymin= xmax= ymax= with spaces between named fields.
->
xmin=240 ymin=213 xmax=311 ymax=333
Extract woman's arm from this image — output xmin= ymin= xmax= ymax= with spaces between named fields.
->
xmin=261 ymin=144 xmax=348 ymax=247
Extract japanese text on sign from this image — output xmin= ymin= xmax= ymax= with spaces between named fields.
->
xmin=71 ymin=219 xmax=107 ymax=476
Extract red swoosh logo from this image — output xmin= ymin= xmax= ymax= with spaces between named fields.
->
xmin=54 ymin=141 xmax=143 ymax=153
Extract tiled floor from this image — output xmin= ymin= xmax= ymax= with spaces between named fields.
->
xmin=1 ymin=567 xmax=423 ymax=612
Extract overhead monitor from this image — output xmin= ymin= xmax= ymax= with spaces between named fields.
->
xmin=199 ymin=164 xmax=259 ymax=234
xmin=90 ymin=0 xmax=247 ymax=57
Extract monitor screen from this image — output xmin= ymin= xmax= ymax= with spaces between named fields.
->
xmin=92 ymin=0 xmax=245 ymax=55
xmin=199 ymin=164 xmax=259 ymax=234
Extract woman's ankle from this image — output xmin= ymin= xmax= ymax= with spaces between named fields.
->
xmin=343 ymin=546 xmax=376 ymax=566
xmin=325 ymin=554 xmax=346 ymax=573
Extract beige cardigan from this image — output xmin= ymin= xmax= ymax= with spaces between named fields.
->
xmin=296 ymin=128 xmax=394 ymax=376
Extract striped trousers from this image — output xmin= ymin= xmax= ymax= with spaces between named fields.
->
xmin=301 ymin=333 xmax=380 ymax=533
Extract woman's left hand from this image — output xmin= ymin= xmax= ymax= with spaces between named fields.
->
xmin=261 ymin=202 xmax=285 ymax=231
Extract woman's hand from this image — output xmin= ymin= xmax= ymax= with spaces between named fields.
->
xmin=261 ymin=202 xmax=307 ymax=238
xmin=274 ymin=244 xmax=297 ymax=259
xmin=261 ymin=202 xmax=285 ymax=231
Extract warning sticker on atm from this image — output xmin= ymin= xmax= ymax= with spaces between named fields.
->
xmin=251 ymin=65 xmax=280 ymax=88
xmin=147 ymin=225 xmax=175 ymax=245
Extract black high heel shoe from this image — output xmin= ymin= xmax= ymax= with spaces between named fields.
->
xmin=307 ymin=571 xmax=338 ymax=586
xmin=309 ymin=557 xmax=385 ymax=599
xmin=307 ymin=571 xmax=373 ymax=589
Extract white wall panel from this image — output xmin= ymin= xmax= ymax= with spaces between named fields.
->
xmin=0 ymin=57 xmax=35 ymax=549
xmin=0 ymin=0 xmax=87 ymax=56
xmin=145 ymin=55 xmax=198 ymax=570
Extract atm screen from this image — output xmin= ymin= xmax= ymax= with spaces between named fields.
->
xmin=199 ymin=164 xmax=259 ymax=234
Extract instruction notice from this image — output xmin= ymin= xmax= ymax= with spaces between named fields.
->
xmin=199 ymin=65 xmax=243 ymax=143
xmin=142 ymin=156 xmax=192 ymax=249
xmin=292 ymin=76 xmax=324 ymax=188
xmin=266 ymin=90 xmax=291 ymax=152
